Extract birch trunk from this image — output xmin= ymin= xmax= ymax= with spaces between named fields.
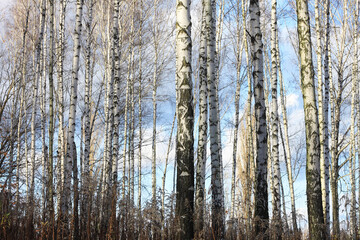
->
xmin=230 ymin=1 xmax=244 ymax=231
xmin=138 ymin=1 xmax=143 ymax=237
xmin=314 ymin=1 xmax=329 ymax=236
xmin=16 ymin=8 xmax=29 ymax=213
xmin=28 ymin=0 xmax=46 ymax=236
xmin=322 ymin=0 xmax=331 ymax=236
xmin=47 ymin=0 xmax=55 ymax=235
xmin=329 ymin=47 xmax=342 ymax=238
xmin=63 ymin=0 xmax=83 ymax=234
xmin=101 ymin=4 xmax=114 ymax=231
xmin=276 ymin=30 xmax=298 ymax=233
xmin=152 ymin=1 xmax=159 ymax=237
xmin=349 ymin=1 xmax=358 ymax=238
xmin=161 ymin=113 xmax=176 ymax=240
xmin=243 ymin=0 xmax=254 ymax=234
xmin=296 ymin=0 xmax=325 ymax=238
xmin=40 ymin=24 xmax=47 ymax=222
xmin=195 ymin=3 xmax=207 ymax=238
xmin=175 ymin=0 xmax=195 ymax=238
xmin=109 ymin=0 xmax=120 ymax=237
xmin=57 ymin=0 xmax=66 ymax=221
xmin=330 ymin=1 xmax=347 ymax=235
xmin=249 ymin=0 xmax=269 ymax=237
xmin=128 ymin=0 xmax=136 ymax=211
xmin=129 ymin=4 xmax=136 ymax=208
xmin=205 ymin=0 xmax=224 ymax=238
xmin=82 ymin=0 xmax=93 ymax=236
xmin=270 ymin=0 xmax=281 ymax=236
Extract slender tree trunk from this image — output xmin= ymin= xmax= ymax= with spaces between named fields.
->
xmin=109 ymin=0 xmax=121 ymax=238
xmin=28 ymin=0 xmax=46 ymax=237
xmin=322 ymin=0 xmax=331 ymax=236
xmin=195 ymin=3 xmax=207 ymax=239
xmin=47 ymin=0 xmax=55 ymax=237
xmin=249 ymin=0 xmax=269 ymax=237
xmin=16 ymin=8 xmax=29 ymax=215
xmin=330 ymin=1 xmax=347 ymax=234
xmin=101 ymin=4 xmax=114 ymax=233
xmin=276 ymin=30 xmax=298 ymax=233
xmin=314 ymin=1 xmax=330 ymax=237
xmin=128 ymin=1 xmax=136 ymax=217
xmin=243 ymin=0 xmax=254 ymax=235
xmin=329 ymin=47 xmax=342 ymax=239
xmin=270 ymin=0 xmax=281 ymax=236
xmin=205 ymin=0 xmax=224 ymax=238
xmin=349 ymin=1 xmax=358 ymax=238
xmin=63 ymin=0 xmax=83 ymax=236
xmin=161 ymin=113 xmax=176 ymax=240
xmin=57 ymin=0 xmax=66 ymax=228
xmin=152 ymin=1 xmax=159 ymax=237
xmin=296 ymin=0 xmax=325 ymax=238
xmin=230 ymin=3 xmax=245 ymax=236
xmin=175 ymin=0 xmax=195 ymax=239
xmin=40 ymin=24 xmax=47 ymax=224
xmin=82 ymin=0 xmax=93 ymax=238
xmin=138 ymin=1 xmax=143 ymax=237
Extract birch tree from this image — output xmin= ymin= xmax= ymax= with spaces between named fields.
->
xmin=349 ymin=0 xmax=358 ymax=238
xmin=249 ymin=0 xmax=269 ymax=237
xmin=322 ymin=0 xmax=331 ymax=236
xmin=243 ymin=0 xmax=254 ymax=233
xmin=195 ymin=2 xmax=207 ymax=238
xmin=109 ymin=0 xmax=121 ymax=237
xmin=82 ymin=0 xmax=94 ymax=236
xmin=57 ymin=0 xmax=66 ymax=224
xmin=276 ymin=31 xmax=298 ymax=233
xmin=230 ymin=2 xmax=245 ymax=234
xmin=47 ymin=0 xmax=55 ymax=233
xmin=175 ymin=0 xmax=194 ymax=238
xmin=152 ymin=0 xmax=159 ymax=237
xmin=138 ymin=0 xmax=144 ymax=236
xmin=205 ymin=0 xmax=225 ymax=238
xmin=63 ymin=0 xmax=84 ymax=234
xmin=28 ymin=0 xmax=46 ymax=236
xmin=270 ymin=0 xmax=281 ymax=236
xmin=296 ymin=0 xmax=325 ymax=238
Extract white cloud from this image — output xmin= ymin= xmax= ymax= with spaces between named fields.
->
xmin=286 ymin=93 xmax=300 ymax=108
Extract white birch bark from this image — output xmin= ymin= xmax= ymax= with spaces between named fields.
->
xmin=138 ymin=1 xmax=144 ymax=236
xmin=175 ymin=0 xmax=195 ymax=238
xmin=270 ymin=0 xmax=281 ymax=235
xmin=40 ymin=23 xmax=47 ymax=221
xmin=16 ymin=8 xmax=29 ymax=213
xmin=101 ymin=4 xmax=114 ymax=230
xmin=205 ymin=0 xmax=224 ymax=238
xmin=29 ymin=0 xmax=46 ymax=231
xmin=230 ymin=0 xmax=245 ymax=227
xmin=349 ymin=1 xmax=358 ymax=238
xmin=243 ymin=0 xmax=254 ymax=233
xmin=195 ymin=4 xmax=207 ymax=237
xmin=57 ymin=0 xmax=66 ymax=218
xmin=63 ymin=0 xmax=84 ymax=227
xmin=330 ymin=1 xmax=347 ymax=236
xmin=161 ymin=113 xmax=176 ymax=240
xmin=314 ymin=1 xmax=329 ymax=235
xmin=322 ymin=0 xmax=331 ymax=236
xmin=152 ymin=1 xmax=159 ymax=236
xmin=82 ymin=0 xmax=93 ymax=235
xmin=296 ymin=0 xmax=325 ymax=237
xmin=276 ymin=30 xmax=298 ymax=233
xmin=249 ymin=0 xmax=269 ymax=236
xmin=47 ymin=0 xmax=55 ymax=231
xmin=109 ymin=0 xmax=121 ymax=236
